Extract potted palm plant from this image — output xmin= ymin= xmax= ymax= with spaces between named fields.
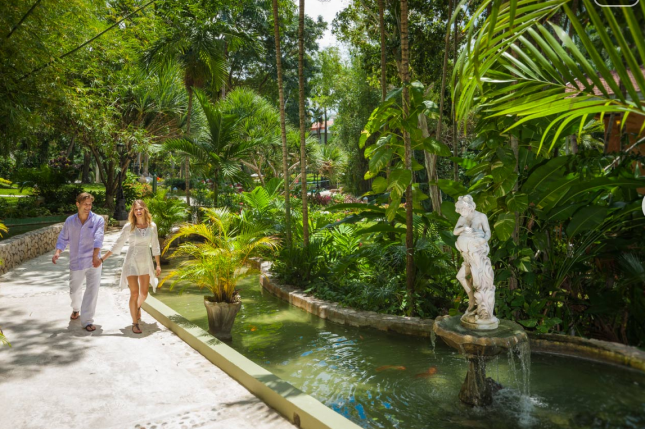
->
xmin=160 ymin=207 xmax=278 ymax=340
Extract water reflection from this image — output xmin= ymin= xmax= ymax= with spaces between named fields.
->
xmin=154 ymin=276 xmax=645 ymax=429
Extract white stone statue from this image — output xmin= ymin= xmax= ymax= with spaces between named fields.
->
xmin=453 ymin=195 xmax=499 ymax=330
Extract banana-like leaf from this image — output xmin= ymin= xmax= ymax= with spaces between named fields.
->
xmin=566 ymin=205 xmax=608 ymax=238
xmin=494 ymin=212 xmax=516 ymax=241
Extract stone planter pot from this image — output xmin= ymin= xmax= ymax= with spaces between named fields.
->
xmin=203 ymin=298 xmax=242 ymax=341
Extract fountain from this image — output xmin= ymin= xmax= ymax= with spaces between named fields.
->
xmin=433 ymin=195 xmax=529 ymax=407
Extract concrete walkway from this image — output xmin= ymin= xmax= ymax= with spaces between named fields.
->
xmin=0 ymin=230 xmax=294 ymax=429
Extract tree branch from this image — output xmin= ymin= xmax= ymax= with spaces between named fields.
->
xmin=7 ymin=0 xmax=42 ymax=39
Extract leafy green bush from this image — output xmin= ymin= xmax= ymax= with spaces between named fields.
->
xmin=145 ymin=189 xmax=188 ymax=239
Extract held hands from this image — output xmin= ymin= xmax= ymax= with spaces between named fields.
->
xmin=92 ymin=256 xmax=102 ymax=268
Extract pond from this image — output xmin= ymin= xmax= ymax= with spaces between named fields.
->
xmin=153 ymin=275 xmax=645 ymax=429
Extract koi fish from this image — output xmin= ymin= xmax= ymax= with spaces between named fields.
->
xmin=415 ymin=367 xmax=438 ymax=379
xmin=376 ymin=365 xmax=407 ymax=372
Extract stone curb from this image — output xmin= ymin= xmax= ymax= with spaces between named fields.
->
xmin=251 ymin=259 xmax=434 ymax=337
xmin=528 ymin=332 xmax=645 ymax=372
xmin=252 ymin=260 xmax=645 ymax=373
xmin=143 ymin=295 xmax=363 ymax=429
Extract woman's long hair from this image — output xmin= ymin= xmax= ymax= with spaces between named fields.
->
xmin=128 ymin=200 xmax=153 ymax=231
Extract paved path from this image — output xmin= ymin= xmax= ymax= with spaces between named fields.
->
xmin=0 ymin=230 xmax=294 ymax=429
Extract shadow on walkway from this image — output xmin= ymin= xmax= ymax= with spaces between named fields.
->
xmin=0 ymin=306 xmax=88 ymax=382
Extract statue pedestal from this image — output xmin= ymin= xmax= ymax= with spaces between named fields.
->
xmin=433 ymin=315 xmax=528 ymax=407
xmin=461 ymin=315 xmax=499 ymax=330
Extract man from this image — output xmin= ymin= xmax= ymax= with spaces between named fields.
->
xmin=52 ymin=192 xmax=105 ymax=331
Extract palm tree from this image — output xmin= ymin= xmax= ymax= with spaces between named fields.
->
xmin=143 ymin=24 xmax=227 ymax=207
xmin=272 ymin=0 xmax=293 ymax=248
xmin=429 ymin=0 xmax=455 ymax=216
xmin=378 ymin=0 xmax=387 ymax=102
xmin=400 ymin=0 xmax=415 ymax=315
xmin=298 ymin=0 xmax=309 ymax=247
xmin=160 ymin=207 xmax=279 ymax=303
xmin=316 ymin=143 xmax=346 ymax=189
xmin=454 ymin=0 xmax=645 ymax=154
xmin=163 ymin=89 xmax=268 ymax=206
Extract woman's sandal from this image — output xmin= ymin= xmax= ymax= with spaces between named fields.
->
xmin=132 ymin=323 xmax=142 ymax=334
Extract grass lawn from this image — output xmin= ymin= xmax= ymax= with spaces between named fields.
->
xmin=0 ymin=186 xmax=33 ymax=195
xmin=82 ymin=183 xmax=106 ymax=192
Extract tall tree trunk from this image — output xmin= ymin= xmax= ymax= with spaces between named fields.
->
xmin=185 ymin=88 xmax=193 ymax=206
xmin=94 ymin=161 xmax=100 ymax=183
xmin=323 ymin=107 xmax=328 ymax=144
xmin=452 ymin=6 xmax=459 ymax=182
xmin=143 ymin=153 xmax=149 ymax=176
xmin=212 ymin=169 xmax=219 ymax=207
xmin=65 ymin=137 xmax=75 ymax=158
xmin=379 ymin=0 xmax=386 ymax=102
xmin=401 ymin=0 xmax=415 ymax=316
xmin=509 ymin=132 xmax=520 ymax=290
xmin=272 ymin=0 xmax=292 ymax=247
xmin=429 ymin=0 xmax=456 ymax=215
xmin=298 ymin=0 xmax=309 ymax=246
xmin=82 ymin=151 xmax=90 ymax=184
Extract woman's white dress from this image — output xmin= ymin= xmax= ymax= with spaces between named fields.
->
xmin=110 ymin=222 xmax=161 ymax=292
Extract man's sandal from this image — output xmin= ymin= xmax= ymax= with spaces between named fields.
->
xmin=70 ymin=311 xmax=80 ymax=320
xmin=132 ymin=323 xmax=142 ymax=334
xmin=84 ymin=324 xmax=96 ymax=332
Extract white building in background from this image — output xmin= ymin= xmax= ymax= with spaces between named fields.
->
xmin=310 ymin=118 xmax=334 ymax=144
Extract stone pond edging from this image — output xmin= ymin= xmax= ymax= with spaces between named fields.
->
xmin=252 ymin=260 xmax=645 ymax=373
xmin=251 ymin=260 xmax=434 ymax=337
xmin=0 ymin=215 xmax=109 ymax=275
xmin=528 ymin=332 xmax=645 ymax=372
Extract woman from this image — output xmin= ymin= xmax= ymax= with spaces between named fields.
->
xmin=101 ymin=200 xmax=161 ymax=334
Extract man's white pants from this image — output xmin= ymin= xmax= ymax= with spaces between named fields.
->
xmin=69 ymin=266 xmax=102 ymax=327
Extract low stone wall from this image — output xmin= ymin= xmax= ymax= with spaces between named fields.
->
xmin=0 ymin=223 xmax=64 ymax=275
xmin=253 ymin=260 xmax=645 ymax=372
xmin=253 ymin=260 xmax=434 ymax=337
xmin=528 ymin=332 xmax=645 ymax=372
xmin=0 ymin=215 xmax=109 ymax=275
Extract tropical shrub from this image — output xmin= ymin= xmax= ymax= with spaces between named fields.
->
xmin=273 ymin=206 xmax=456 ymax=317
xmin=160 ymin=207 xmax=279 ymax=303
xmin=145 ymin=189 xmax=188 ymax=239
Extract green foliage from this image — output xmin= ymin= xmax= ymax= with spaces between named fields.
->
xmin=360 ymin=82 xmax=450 ymax=220
xmin=455 ymin=0 xmax=645 ymax=152
xmin=145 ymin=189 xmax=189 ymax=239
xmin=272 ymin=200 xmax=456 ymax=317
xmin=161 ymin=207 xmax=279 ymax=302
